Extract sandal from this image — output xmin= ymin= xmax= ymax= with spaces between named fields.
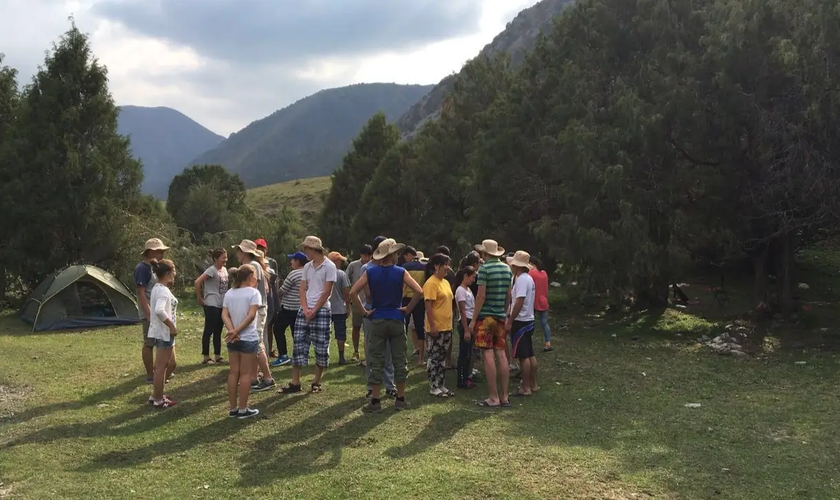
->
xmin=440 ymin=389 xmax=455 ymax=397
xmin=310 ymin=383 xmax=323 ymax=393
xmin=201 ymin=359 xmax=214 ymax=365
xmin=543 ymin=346 xmax=553 ymax=352
xmin=214 ymin=358 xmax=227 ymax=365
xmin=500 ymin=401 xmax=513 ymax=408
xmin=476 ymin=400 xmax=500 ymax=408
xmin=277 ymin=383 xmax=302 ymax=394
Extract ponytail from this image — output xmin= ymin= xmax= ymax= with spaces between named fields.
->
xmin=230 ymin=264 xmax=255 ymax=288
xmin=150 ymin=258 xmax=175 ymax=279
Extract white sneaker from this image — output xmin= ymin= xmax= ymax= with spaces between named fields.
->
xmin=509 ymin=363 xmax=519 ymax=371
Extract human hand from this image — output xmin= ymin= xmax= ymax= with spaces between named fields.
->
xmin=169 ymin=324 xmax=178 ymax=337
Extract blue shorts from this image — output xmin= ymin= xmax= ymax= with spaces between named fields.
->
xmin=227 ymin=340 xmax=260 ymax=354
xmin=155 ymin=338 xmax=175 ymax=349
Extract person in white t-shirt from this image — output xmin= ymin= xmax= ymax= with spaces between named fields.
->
xmin=221 ymin=264 xmax=262 ymax=419
xmin=506 ymin=251 xmax=538 ymax=396
xmin=147 ymin=259 xmax=179 ymax=410
xmin=455 ymin=265 xmax=478 ymax=390
xmin=278 ymin=236 xmax=337 ymax=395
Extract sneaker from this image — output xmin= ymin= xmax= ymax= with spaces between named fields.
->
xmin=362 ymin=399 xmax=382 ymax=414
xmin=471 ymin=368 xmax=480 ymax=376
xmin=145 ymin=377 xmax=154 ymax=384
xmin=251 ymin=379 xmax=262 ymax=389
xmin=394 ymin=399 xmax=411 ymax=411
xmin=253 ymin=379 xmax=276 ymax=392
xmin=384 ymin=389 xmax=398 ymax=399
xmin=228 ymin=408 xmax=239 ymax=418
xmin=237 ymin=408 xmax=260 ymax=419
xmin=152 ymin=399 xmax=178 ymax=410
xmin=365 ymin=390 xmax=373 ymax=400
xmin=339 ymin=357 xmax=347 ymax=366
xmin=270 ymin=355 xmax=291 ymax=367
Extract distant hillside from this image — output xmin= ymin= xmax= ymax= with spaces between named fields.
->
xmin=117 ymin=106 xmax=225 ymax=198
xmin=246 ymin=176 xmax=331 ymax=234
xmin=396 ymin=0 xmax=574 ymax=137
xmin=190 ymin=83 xmax=434 ymax=188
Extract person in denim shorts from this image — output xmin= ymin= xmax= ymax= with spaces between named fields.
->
xmin=222 ymin=264 xmax=262 ymax=419
xmin=147 ymin=259 xmax=179 ymax=410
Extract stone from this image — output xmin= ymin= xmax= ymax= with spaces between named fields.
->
xmin=550 ymin=282 xmax=562 ymax=288
xmin=730 ymin=350 xmax=748 ymax=359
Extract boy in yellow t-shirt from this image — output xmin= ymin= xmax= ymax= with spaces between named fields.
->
xmin=422 ymin=253 xmax=454 ymax=397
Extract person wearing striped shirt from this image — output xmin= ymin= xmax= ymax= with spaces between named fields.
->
xmin=270 ymin=252 xmax=307 ymax=367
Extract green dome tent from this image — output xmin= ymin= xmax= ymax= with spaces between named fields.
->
xmin=20 ymin=265 xmax=141 ymax=332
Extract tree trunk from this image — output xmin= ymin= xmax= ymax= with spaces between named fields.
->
xmin=779 ymin=232 xmax=796 ymax=315
xmin=753 ymin=245 xmax=770 ymax=312
xmin=0 ymin=265 xmax=6 ymax=303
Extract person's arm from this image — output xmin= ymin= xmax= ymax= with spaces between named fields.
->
xmin=343 ymin=285 xmax=351 ymax=316
xmin=194 ymin=274 xmax=209 ymax=305
xmin=309 ymin=281 xmax=333 ymax=319
xmin=137 ymin=286 xmax=150 ymax=318
xmin=349 ymin=271 xmax=374 ymax=315
xmin=299 ymin=279 xmax=309 ymax=316
xmin=154 ymin=291 xmax=177 ymax=336
xmin=425 ymin=299 xmax=438 ymax=336
xmin=507 ymin=297 xmax=525 ymax=331
xmin=235 ymin=305 xmax=259 ymax=334
xmin=222 ymin=307 xmax=235 ymax=333
xmin=470 ymin=285 xmax=486 ymax=332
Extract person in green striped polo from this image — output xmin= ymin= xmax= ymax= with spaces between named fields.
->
xmin=469 ymin=239 xmax=513 ymax=408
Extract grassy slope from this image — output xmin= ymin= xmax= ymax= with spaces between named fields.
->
xmin=245 ymin=176 xmax=331 ymax=222
xmin=1 ymin=282 xmax=839 ymax=498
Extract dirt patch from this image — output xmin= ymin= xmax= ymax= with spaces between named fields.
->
xmin=0 ymin=384 xmax=30 ymax=419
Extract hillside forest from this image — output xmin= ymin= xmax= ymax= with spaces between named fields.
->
xmin=2 ymin=0 xmax=840 ymax=321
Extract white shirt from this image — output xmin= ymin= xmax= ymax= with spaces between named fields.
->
xmin=149 ymin=283 xmax=178 ymax=341
xmin=511 ymin=273 xmax=536 ymax=322
xmin=455 ymin=286 xmax=475 ymax=321
xmin=222 ymin=287 xmax=262 ymax=342
xmin=302 ymin=258 xmax=337 ymax=310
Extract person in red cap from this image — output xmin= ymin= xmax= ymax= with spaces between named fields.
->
xmin=255 ymin=239 xmax=280 ymax=357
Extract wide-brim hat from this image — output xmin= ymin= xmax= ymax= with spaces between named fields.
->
xmin=300 ymin=235 xmax=325 ymax=251
xmin=142 ymin=238 xmax=170 ymax=255
xmin=232 ymin=239 xmax=259 ymax=257
xmin=508 ymin=250 xmax=533 ymax=270
xmin=373 ymin=238 xmax=406 ymax=260
xmin=475 ymin=239 xmax=505 ymax=257
xmin=416 ymin=251 xmax=429 ymax=263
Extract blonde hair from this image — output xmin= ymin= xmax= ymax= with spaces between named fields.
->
xmin=231 ymin=264 xmax=256 ymax=288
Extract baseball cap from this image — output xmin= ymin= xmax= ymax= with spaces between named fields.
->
xmin=372 ymin=236 xmax=387 ymax=247
xmin=254 ymin=238 xmax=268 ymax=250
xmin=287 ymin=251 xmax=308 ymax=263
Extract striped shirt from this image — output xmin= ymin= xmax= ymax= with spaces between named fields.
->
xmin=279 ymin=268 xmax=304 ymax=311
xmin=476 ymin=258 xmax=512 ymax=319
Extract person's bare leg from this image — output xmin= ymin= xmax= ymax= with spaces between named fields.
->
xmin=257 ymin=350 xmax=272 ymax=381
xmin=312 ymin=366 xmax=324 ymax=385
xmin=482 ymin=349 xmax=499 ymax=404
xmin=396 ymin=381 xmax=405 ymax=398
xmin=227 ymin=352 xmax=241 ymax=410
xmin=239 ymin=353 xmax=256 ymax=409
xmin=152 ymin=348 xmax=172 ymax=401
xmin=497 ymin=349 xmax=510 ymax=403
xmin=530 ymin=356 xmax=538 ymax=392
xmin=291 ymin=366 xmax=302 ymax=386
xmin=166 ymin=349 xmax=176 ymax=378
xmin=518 ymin=358 xmax=532 ymax=395
xmin=142 ymin=345 xmax=154 ymax=377
xmin=371 ymin=382 xmax=381 ymax=399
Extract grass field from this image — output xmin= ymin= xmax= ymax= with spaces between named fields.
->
xmin=2 ymin=280 xmax=839 ymax=499
xmin=246 ymin=176 xmax=331 ymax=221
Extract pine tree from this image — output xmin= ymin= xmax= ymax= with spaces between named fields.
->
xmin=0 ymin=55 xmax=20 ymax=299
xmin=7 ymin=24 xmax=143 ymax=286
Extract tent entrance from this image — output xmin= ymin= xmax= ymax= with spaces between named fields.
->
xmin=74 ymin=279 xmax=118 ymax=318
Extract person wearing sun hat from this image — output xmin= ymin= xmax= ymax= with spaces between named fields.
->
xmin=278 ymin=236 xmax=336 ymax=395
xmin=255 ymin=238 xmax=279 ymax=357
xmin=400 ymin=246 xmax=427 ymax=366
xmin=470 ymin=239 xmax=513 ymax=408
xmin=327 ymin=251 xmax=351 ymax=365
xmin=350 ymin=238 xmax=424 ymax=413
xmin=135 ymin=238 xmax=171 ymax=383
xmin=507 ymin=251 xmax=538 ymax=397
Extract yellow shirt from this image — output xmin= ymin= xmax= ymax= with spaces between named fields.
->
xmin=423 ymin=275 xmax=454 ymax=333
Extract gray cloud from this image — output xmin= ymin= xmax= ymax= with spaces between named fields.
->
xmin=93 ymin=0 xmax=483 ymax=65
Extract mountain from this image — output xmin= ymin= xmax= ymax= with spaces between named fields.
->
xmin=189 ymin=83 xmax=434 ymax=188
xmin=396 ymin=0 xmax=575 ymax=137
xmin=118 ymin=106 xmax=225 ymax=198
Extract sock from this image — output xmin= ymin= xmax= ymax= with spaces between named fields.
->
xmin=230 ymin=407 xmax=238 ymax=412
xmin=238 ymin=408 xmax=249 ymax=414
xmin=371 ymin=398 xmax=381 ymax=404
xmin=396 ymin=396 xmax=405 ymax=402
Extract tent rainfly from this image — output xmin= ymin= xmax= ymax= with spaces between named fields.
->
xmin=20 ymin=265 xmax=141 ymax=331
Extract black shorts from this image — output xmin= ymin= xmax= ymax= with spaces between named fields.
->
xmin=511 ymin=320 xmax=535 ymax=359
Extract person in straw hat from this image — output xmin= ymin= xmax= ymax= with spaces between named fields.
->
xmin=507 ymin=251 xmax=539 ymax=397
xmin=327 ymin=251 xmax=351 ymax=365
xmin=232 ymin=240 xmax=275 ymax=393
xmin=278 ymin=236 xmax=337 ymax=394
xmin=350 ymin=238 xmax=424 ymax=413
xmin=470 ymin=239 xmax=513 ymax=408
xmin=135 ymin=238 xmax=173 ymax=383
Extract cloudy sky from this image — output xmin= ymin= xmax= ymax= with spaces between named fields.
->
xmin=1 ymin=0 xmax=539 ymax=135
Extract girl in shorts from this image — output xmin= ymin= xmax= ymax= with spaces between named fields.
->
xmin=148 ymin=259 xmax=179 ymax=409
xmin=455 ymin=266 xmax=477 ymax=389
xmin=222 ymin=264 xmax=262 ymax=419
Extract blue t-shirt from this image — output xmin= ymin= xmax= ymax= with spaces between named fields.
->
xmin=134 ymin=261 xmax=155 ymax=320
xmin=367 ymin=265 xmax=406 ymax=321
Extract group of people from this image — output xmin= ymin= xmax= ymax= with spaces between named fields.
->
xmin=133 ymin=233 xmax=553 ymax=417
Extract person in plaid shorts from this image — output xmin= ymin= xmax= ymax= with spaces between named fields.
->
xmin=278 ymin=236 xmax=337 ymax=394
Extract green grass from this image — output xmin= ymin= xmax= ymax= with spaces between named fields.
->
xmin=246 ymin=176 xmax=331 ymax=220
xmin=2 ymin=300 xmax=839 ymax=499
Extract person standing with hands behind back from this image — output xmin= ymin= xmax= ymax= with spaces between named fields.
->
xmin=423 ymin=253 xmax=455 ymax=397
xmin=222 ymin=264 xmax=262 ymax=419
xmin=147 ymin=259 xmax=179 ymax=409
xmin=195 ymin=248 xmax=229 ymax=364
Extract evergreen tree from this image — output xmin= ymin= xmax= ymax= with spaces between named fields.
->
xmin=318 ymin=112 xmax=399 ymax=250
xmin=166 ymin=164 xmax=249 ymax=239
xmin=0 ymin=55 xmax=20 ymax=299
xmin=6 ymin=25 xmax=143 ymax=286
